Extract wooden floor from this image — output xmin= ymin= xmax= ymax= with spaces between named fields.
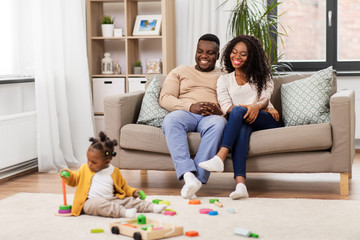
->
xmin=1 ymin=153 xmax=360 ymax=200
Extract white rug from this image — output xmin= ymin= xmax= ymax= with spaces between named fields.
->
xmin=1 ymin=193 xmax=360 ymax=240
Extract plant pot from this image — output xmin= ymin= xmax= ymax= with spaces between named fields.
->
xmin=134 ymin=66 xmax=142 ymax=74
xmin=102 ymin=24 xmax=114 ymax=37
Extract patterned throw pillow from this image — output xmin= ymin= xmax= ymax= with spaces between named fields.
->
xmin=281 ymin=66 xmax=333 ymax=127
xmin=137 ymin=76 xmax=169 ymax=127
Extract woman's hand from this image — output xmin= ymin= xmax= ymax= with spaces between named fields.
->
xmin=264 ymin=108 xmax=280 ymax=121
xmin=239 ymin=103 xmax=260 ymax=124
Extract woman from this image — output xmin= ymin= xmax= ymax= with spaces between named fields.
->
xmin=199 ymin=35 xmax=281 ymax=199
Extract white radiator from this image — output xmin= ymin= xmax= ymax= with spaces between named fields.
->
xmin=0 ymin=79 xmax=37 ymax=179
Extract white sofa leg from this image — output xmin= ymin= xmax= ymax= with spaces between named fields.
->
xmin=340 ymin=173 xmax=349 ymax=196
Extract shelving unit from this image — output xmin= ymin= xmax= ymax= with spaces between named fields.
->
xmin=86 ymin=0 xmax=176 ymax=93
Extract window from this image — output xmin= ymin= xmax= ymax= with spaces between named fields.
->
xmin=274 ymin=0 xmax=360 ymax=74
xmin=0 ymin=0 xmax=34 ymax=78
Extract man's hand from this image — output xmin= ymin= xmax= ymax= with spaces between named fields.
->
xmin=190 ymin=102 xmax=223 ymax=116
xmin=239 ymin=104 xmax=260 ymax=124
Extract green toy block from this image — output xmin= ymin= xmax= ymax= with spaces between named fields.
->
xmin=152 ymin=199 xmax=163 ymax=204
xmin=137 ymin=214 xmax=146 ymax=225
xmin=91 ymin=228 xmax=104 ymax=233
xmin=138 ymin=190 xmax=146 ymax=200
xmin=209 ymin=199 xmax=219 ymax=204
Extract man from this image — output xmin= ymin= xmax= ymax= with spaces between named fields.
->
xmin=159 ymin=34 xmax=227 ymax=199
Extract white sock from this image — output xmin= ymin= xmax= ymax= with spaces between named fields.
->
xmin=229 ymin=183 xmax=249 ymax=200
xmin=153 ymin=204 xmax=167 ymax=213
xmin=199 ymin=155 xmax=224 ymax=172
xmin=181 ymin=172 xmax=202 ymax=199
xmin=124 ymin=208 xmax=137 ymax=218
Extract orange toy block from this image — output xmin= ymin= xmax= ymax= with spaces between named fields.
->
xmin=186 ymin=231 xmax=199 ymax=237
xmin=188 ymin=199 xmax=201 ymax=205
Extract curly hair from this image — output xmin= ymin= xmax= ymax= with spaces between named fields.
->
xmin=89 ymin=131 xmax=118 ymax=160
xmin=220 ymin=35 xmax=271 ymax=96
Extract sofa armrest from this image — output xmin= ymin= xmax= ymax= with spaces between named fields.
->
xmin=330 ymin=89 xmax=355 ymax=170
xmin=104 ymin=90 xmax=145 ymax=143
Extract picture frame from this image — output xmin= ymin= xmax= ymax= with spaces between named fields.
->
xmin=146 ymin=58 xmax=162 ymax=74
xmin=132 ymin=15 xmax=162 ymax=36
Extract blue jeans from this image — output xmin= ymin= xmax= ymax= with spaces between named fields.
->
xmin=222 ymin=106 xmax=281 ymax=179
xmin=162 ymin=110 xmax=227 ymax=184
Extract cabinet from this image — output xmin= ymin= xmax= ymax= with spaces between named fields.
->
xmin=86 ymin=0 xmax=176 ymax=134
xmin=86 ymin=0 xmax=176 ymax=94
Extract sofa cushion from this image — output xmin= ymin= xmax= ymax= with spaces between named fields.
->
xmin=120 ymin=123 xmax=332 ymax=156
xmin=248 ymin=123 xmax=332 ymax=156
xmin=137 ymin=76 xmax=169 ymax=127
xmin=281 ymin=67 xmax=333 ymax=127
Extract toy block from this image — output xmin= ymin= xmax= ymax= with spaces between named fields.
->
xmin=188 ymin=199 xmax=201 ymax=205
xmin=208 ymin=211 xmax=218 ymax=216
xmin=234 ymin=227 xmax=259 ymax=238
xmin=122 ymin=224 xmax=137 ymax=229
xmin=91 ymin=228 xmax=104 ymax=233
xmin=164 ymin=211 xmax=176 ymax=216
xmin=138 ymin=190 xmax=146 ymax=200
xmin=159 ymin=200 xmax=170 ymax=205
xmin=209 ymin=199 xmax=219 ymax=204
xmin=226 ymin=208 xmax=235 ymax=214
xmin=214 ymin=201 xmax=223 ymax=208
xmin=137 ymin=214 xmax=146 ymax=225
xmin=152 ymin=199 xmax=163 ymax=204
xmin=199 ymin=208 xmax=213 ymax=214
xmin=185 ymin=231 xmax=199 ymax=237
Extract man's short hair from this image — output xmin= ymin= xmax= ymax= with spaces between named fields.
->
xmin=198 ymin=33 xmax=220 ymax=47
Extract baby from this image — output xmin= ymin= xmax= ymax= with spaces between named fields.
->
xmin=60 ymin=131 xmax=167 ymax=218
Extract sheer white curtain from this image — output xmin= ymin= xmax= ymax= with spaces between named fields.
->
xmin=32 ymin=0 xmax=94 ymax=172
xmin=176 ymin=0 xmax=236 ymax=66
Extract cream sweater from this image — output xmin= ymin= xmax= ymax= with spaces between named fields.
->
xmin=217 ymin=71 xmax=274 ymax=114
xmin=159 ymin=65 xmax=222 ymax=112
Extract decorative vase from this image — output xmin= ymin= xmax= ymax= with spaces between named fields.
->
xmin=101 ymin=52 xmax=113 ymax=74
xmin=101 ymin=24 xmax=114 ymax=37
xmin=134 ymin=66 xmax=142 ymax=74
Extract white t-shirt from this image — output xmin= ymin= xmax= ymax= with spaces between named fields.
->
xmin=88 ymin=164 xmax=115 ymax=199
xmin=217 ymin=71 xmax=274 ymax=114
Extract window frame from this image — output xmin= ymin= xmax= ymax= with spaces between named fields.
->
xmin=271 ymin=0 xmax=360 ymax=75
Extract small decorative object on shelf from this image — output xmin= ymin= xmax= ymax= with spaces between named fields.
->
xmin=134 ymin=60 xmax=142 ymax=74
xmin=114 ymin=61 xmax=121 ymax=74
xmin=133 ymin=15 xmax=162 ymax=36
xmin=101 ymin=15 xmax=115 ymax=37
xmin=146 ymin=58 xmax=162 ymax=74
xmin=101 ymin=52 xmax=114 ymax=74
xmin=114 ymin=28 xmax=123 ymax=37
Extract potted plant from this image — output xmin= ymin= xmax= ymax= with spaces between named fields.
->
xmin=134 ymin=60 xmax=142 ymax=74
xmin=101 ymin=15 xmax=115 ymax=37
xmin=219 ymin=0 xmax=290 ymax=72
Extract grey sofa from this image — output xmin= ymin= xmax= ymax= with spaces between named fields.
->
xmin=104 ymin=72 xmax=355 ymax=196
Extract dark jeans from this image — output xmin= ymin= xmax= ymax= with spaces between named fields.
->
xmin=221 ymin=106 xmax=281 ymax=178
